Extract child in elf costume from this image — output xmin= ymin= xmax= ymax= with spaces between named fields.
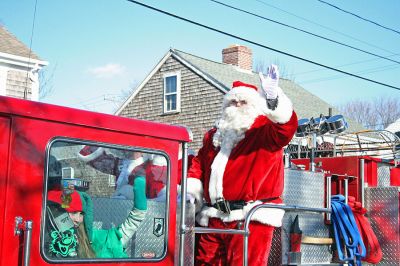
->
xmin=46 ymin=176 xmax=147 ymax=258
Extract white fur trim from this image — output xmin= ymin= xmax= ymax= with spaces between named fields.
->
xmin=263 ymin=87 xmax=293 ymax=124
xmin=152 ymin=155 xmax=167 ymax=166
xmin=223 ymin=86 xmax=264 ymax=110
xmin=209 ymin=149 xmax=230 ymax=204
xmin=78 ymin=147 xmax=104 ymax=162
xmin=187 ymin=178 xmax=204 ymax=212
xmin=116 ymin=157 xmax=144 ymax=188
xmin=196 ymin=201 xmax=285 ymax=227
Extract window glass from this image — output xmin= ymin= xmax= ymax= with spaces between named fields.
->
xmin=166 ymin=95 xmax=177 ymax=111
xmin=164 ymin=74 xmax=180 ymax=112
xmin=165 ymin=76 xmax=177 ymax=94
xmin=43 ymin=140 xmax=168 ymax=262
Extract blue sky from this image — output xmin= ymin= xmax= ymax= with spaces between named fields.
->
xmin=1 ymin=0 xmax=399 ymax=114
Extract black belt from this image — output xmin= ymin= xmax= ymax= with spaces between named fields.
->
xmin=206 ymin=197 xmax=280 ymax=214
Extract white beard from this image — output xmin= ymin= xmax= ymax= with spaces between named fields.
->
xmin=213 ymin=103 xmax=262 ymax=151
xmin=209 ymin=102 xmax=263 ymax=203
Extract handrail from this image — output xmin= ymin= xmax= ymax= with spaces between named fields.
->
xmin=183 ymin=204 xmax=331 ymax=266
xmin=24 ymin=220 xmax=33 ymax=266
xmin=288 ymin=129 xmax=400 ymax=160
xmin=242 ymin=204 xmax=331 ymax=266
xmin=178 ymin=142 xmax=189 ymax=266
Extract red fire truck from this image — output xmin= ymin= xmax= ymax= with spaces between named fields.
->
xmin=1 ymin=95 xmax=399 ymax=265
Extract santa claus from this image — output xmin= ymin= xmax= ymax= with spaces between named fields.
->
xmin=187 ymin=65 xmax=298 ymax=265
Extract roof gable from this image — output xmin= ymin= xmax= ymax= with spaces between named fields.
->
xmin=117 ymin=47 xmax=364 ymax=131
xmin=0 ymin=26 xmax=40 ymax=60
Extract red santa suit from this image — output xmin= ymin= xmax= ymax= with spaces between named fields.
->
xmin=128 ymin=155 xmax=168 ymax=199
xmin=78 ymin=147 xmax=167 ymax=199
xmin=187 ymin=80 xmax=297 ymax=265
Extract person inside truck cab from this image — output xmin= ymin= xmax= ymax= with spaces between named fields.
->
xmin=45 ymin=175 xmax=147 ymax=259
xmin=186 ymin=65 xmax=297 ymax=265
xmin=78 ymin=146 xmax=167 ymax=200
xmin=78 ymin=146 xmax=145 ymax=199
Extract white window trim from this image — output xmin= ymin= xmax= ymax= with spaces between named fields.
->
xmin=163 ymin=71 xmax=181 ymax=113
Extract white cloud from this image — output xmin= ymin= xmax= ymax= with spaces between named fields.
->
xmin=87 ymin=63 xmax=125 ymax=78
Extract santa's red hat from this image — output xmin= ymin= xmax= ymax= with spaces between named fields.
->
xmin=78 ymin=146 xmax=104 ymax=162
xmin=232 ymin=81 xmax=258 ymax=91
xmin=47 ymin=190 xmax=83 ymax=213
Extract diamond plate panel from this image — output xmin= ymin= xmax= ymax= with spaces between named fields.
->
xmin=92 ymin=197 xmax=136 ymax=256
xmin=174 ymin=203 xmax=195 ymax=266
xmin=93 ymin=197 xmax=195 ymax=264
xmin=377 ymin=163 xmax=391 ymax=187
xmin=365 ymin=187 xmax=400 ymax=266
xmin=279 ymin=169 xmax=332 ymax=265
xmin=133 ymin=200 xmax=167 ymax=258
xmin=268 ymin=227 xmax=282 ymax=266
xmin=92 ymin=198 xmax=168 ymax=258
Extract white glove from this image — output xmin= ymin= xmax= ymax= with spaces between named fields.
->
xmin=259 ymin=64 xmax=279 ymax=99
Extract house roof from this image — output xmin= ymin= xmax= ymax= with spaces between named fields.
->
xmin=0 ymin=25 xmax=41 ymax=60
xmin=116 ymin=48 xmax=364 ymax=132
xmin=172 ymin=49 xmax=364 ymax=131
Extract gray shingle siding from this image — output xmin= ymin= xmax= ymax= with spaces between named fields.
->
xmin=6 ymin=70 xmax=32 ymax=99
xmin=119 ymin=56 xmax=224 ymax=151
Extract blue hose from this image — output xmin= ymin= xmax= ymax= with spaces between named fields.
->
xmin=331 ymin=195 xmax=366 ymax=266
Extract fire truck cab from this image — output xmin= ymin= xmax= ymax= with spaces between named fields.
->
xmin=0 ymin=96 xmax=193 ymax=265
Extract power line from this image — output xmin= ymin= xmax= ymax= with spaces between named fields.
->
xmin=299 ymin=64 xmax=399 ymax=85
xmin=210 ymin=0 xmax=400 ymax=65
xmin=318 ymin=0 xmax=400 ymax=36
xmin=253 ymin=0 xmax=400 ymax=80
xmin=294 ymin=55 xmax=400 ymax=76
xmin=254 ymin=0 xmax=397 ymax=55
xmin=24 ymin=0 xmax=39 ymax=99
xmin=126 ymin=0 xmax=400 ymax=91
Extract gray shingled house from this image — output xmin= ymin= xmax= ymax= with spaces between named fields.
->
xmin=0 ymin=26 xmax=48 ymax=100
xmin=116 ymin=45 xmax=363 ymax=151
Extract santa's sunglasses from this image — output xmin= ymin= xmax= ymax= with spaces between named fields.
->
xmin=229 ymin=99 xmax=247 ymax=107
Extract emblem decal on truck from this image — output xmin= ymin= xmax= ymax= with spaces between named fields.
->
xmin=153 ymin=217 xmax=164 ymax=237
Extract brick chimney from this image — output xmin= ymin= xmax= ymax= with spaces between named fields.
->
xmin=222 ymin=45 xmax=253 ymax=71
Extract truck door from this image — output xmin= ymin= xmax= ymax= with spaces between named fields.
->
xmin=0 ymin=117 xmax=11 ymax=262
xmin=40 ymin=138 xmax=174 ymax=265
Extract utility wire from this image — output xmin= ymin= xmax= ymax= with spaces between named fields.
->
xmin=254 ymin=0 xmax=397 ymax=55
xmin=318 ymin=0 xmax=400 ymax=36
xmin=210 ymin=0 xmax=400 ymax=65
xmin=254 ymin=0 xmax=399 ymax=79
xmin=126 ymin=0 xmax=400 ymax=90
xmin=300 ymin=64 xmax=399 ymax=85
xmin=24 ymin=0 xmax=38 ymax=99
xmin=295 ymin=57 xmax=400 ymax=76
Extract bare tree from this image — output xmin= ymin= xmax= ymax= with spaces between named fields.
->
xmin=254 ymin=58 xmax=296 ymax=81
xmin=337 ymin=97 xmax=400 ymax=130
xmin=120 ymin=80 xmax=139 ymax=102
xmin=39 ymin=65 xmax=57 ymax=100
xmin=106 ymin=80 xmax=139 ymax=113
xmin=374 ymin=97 xmax=400 ymax=129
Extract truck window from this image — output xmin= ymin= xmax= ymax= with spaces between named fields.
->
xmin=42 ymin=140 xmax=168 ymax=262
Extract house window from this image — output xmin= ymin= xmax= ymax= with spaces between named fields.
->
xmin=163 ymin=72 xmax=180 ymax=113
